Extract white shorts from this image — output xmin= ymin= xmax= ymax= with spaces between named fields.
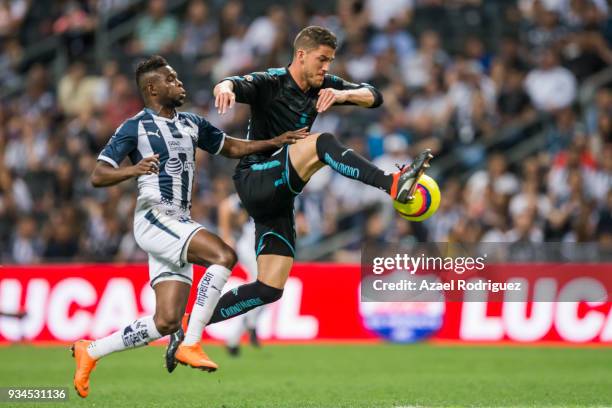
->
xmin=133 ymin=207 xmax=204 ymax=287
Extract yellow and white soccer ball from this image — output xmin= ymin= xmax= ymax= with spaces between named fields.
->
xmin=393 ymin=174 xmax=441 ymax=221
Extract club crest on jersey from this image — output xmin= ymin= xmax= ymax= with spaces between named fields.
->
xmin=178 ymin=122 xmax=198 ymax=142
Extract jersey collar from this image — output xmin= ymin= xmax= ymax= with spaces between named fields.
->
xmin=144 ymin=107 xmax=178 ymax=122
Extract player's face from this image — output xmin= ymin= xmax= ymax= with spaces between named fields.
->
xmin=303 ymin=45 xmax=335 ymax=88
xmin=156 ymin=65 xmax=186 ymax=107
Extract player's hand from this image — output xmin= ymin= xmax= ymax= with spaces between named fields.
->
xmin=215 ymin=86 xmax=236 ymax=115
xmin=272 ymin=127 xmax=309 ymax=147
xmin=132 ymin=154 xmax=160 ymax=176
xmin=316 ymin=88 xmax=347 ymax=113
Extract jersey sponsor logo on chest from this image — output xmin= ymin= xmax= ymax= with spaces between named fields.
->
xmin=166 ymin=139 xmax=192 ymax=153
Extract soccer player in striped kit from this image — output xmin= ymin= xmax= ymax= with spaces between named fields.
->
xmin=70 ymin=55 xmax=307 ymax=398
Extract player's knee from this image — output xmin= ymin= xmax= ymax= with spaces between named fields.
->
xmin=255 ymin=280 xmax=283 ymax=304
xmin=153 ymin=312 xmax=182 ymax=335
xmin=315 ymin=132 xmax=337 ymax=161
xmin=215 ymin=246 xmax=237 ymax=269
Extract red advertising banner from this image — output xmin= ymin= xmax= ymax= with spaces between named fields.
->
xmin=0 ymin=263 xmax=611 ymax=345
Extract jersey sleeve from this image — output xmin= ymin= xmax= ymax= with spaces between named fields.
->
xmin=98 ymin=121 xmax=138 ymax=168
xmin=184 ymin=113 xmax=226 ymax=155
xmin=323 ymin=74 xmax=384 ymax=108
xmin=221 ymin=72 xmax=276 ymax=105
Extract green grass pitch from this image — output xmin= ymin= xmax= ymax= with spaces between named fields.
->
xmin=0 ymin=343 xmax=611 ymax=407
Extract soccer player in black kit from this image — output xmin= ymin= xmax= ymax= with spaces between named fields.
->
xmin=166 ymin=26 xmax=432 ymax=371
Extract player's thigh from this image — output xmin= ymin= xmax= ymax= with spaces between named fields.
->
xmin=257 ymin=254 xmax=293 ymax=289
xmin=288 ymin=132 xmax=325 ymax=181
xmin=186 ymin=228 xmax=237 ymax=268
xmin=153 ymin=279 xmax=191 ymax=332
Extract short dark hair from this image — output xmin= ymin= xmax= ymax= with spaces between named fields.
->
xmin=293 ymin=26 xmax=337 ymax=53
xmin=135 ymin=55 xmax=168 ymax=90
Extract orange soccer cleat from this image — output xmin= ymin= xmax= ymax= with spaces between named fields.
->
xmin=175 ymin=343 xmax=219 ymax=372
xmin=70 ymin=340 xmax=97 ymax=398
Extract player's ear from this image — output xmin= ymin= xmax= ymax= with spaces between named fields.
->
xmin=148 ymin=80 xmax=157 ymax=96
xmin=296 ymin=49 xmax=306 ymax=64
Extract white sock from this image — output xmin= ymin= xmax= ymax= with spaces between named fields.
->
xmin=87 ymin=315 xmax=162 ymax=359
xmin=183 ymin=264 xmax=231 ymax=345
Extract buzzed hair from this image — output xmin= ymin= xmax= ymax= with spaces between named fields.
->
xmin=293 ymin=26 xmax=337 ymax=54
xmin=135 ymin=55 xmax=168 ymax=92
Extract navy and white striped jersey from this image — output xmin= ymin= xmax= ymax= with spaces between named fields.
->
xmin=97 ymin=108 xmax=225 ymax=213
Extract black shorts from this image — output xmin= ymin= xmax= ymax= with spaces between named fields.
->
xmin=233 ymin=145 xmax=305 ymax=258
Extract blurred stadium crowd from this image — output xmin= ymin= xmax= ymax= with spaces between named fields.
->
xmin=0 ymin=0 xmax=610 ymax=263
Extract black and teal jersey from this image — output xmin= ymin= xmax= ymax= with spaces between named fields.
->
xmin=222 ymin=66 xmax=383 ymax=169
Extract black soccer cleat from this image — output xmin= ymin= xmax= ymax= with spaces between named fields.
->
xmin=248 ymin=328 xmax=260 ymax=348
xmin=392 ymin=149 xmax=434 ymax=204
xmin=165 ymin=313 xmax=190 ymax=373
xmin=226 ymin=345 xmax=240 ymax=357
xmin=165 ymin=327 xmax=184 ymax=373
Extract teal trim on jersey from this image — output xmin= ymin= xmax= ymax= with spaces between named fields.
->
xmin=267 ymin=67 xmax=287 ymax=76
xmin=284 ymin=147 xmax=300 ymax=195
xmin=256 ymin=231 xmax=295 ymax=257
xmin=251 ymin=160 xmax=281 ymax=171
xmin=144 ymin=210 xmax=179 ymax=239
xmin=274 ymin=178 xmax=284 ymax=187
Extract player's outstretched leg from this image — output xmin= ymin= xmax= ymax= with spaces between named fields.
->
xmin=166 ymin=229 xmax=236 ymax=373
xmin=288 ymin=132 xmax=433 ymax=203
xmin=71 ymin=280 xmax=190 ymax=398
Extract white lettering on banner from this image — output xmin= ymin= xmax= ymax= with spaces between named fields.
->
xmin=21 ymin=280 xmax=49 ymax=340
xmin=0 ymin=280 xmax=50 ymax=341
xmin=556 ymin=278 xmax=607 ymax=342
xmin=601 ymin=309 xmax=612 ymax=341
xmin=0 ymin=279 xmax=22 ymax=341
xmin=205 ymin=277 xmax=318 ymax=340
xmin=276 ymin=279 xmax=318 ymax=339
xmin=91 ymin=279 xmax=138 ymax=338
xmin=140 ymin=284 xmax=155 ymax=316
xmin=47 ymin=278 xmax=97 ymax=341
xmin=459 ymin=277 xmax=612 ymax=342
xmin=503 ymin=278 xmax=556 ymax=342
xmin=503 ymin=302 xmax=555 ymax=342
xmin=460 ymin=302 xmax=503 ymax=340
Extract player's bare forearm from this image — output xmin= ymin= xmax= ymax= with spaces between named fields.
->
xmin=90 ymin=162 xmax=137 ymax=187
xmin=91 ymin=155 xmax=159 ymax=187
xmin=343 ymin=87 xmax=376 ymax=107
xmin=317 ymin=86 xmax=382 ymax=112
xmin=220 ymin=128 xmax=309 ymax=158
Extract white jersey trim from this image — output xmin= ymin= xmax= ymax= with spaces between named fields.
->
xmin=98 ymin=155 xmax=119 ymax=168
xmin=214 ymin=132 xmax=227 ymax=155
